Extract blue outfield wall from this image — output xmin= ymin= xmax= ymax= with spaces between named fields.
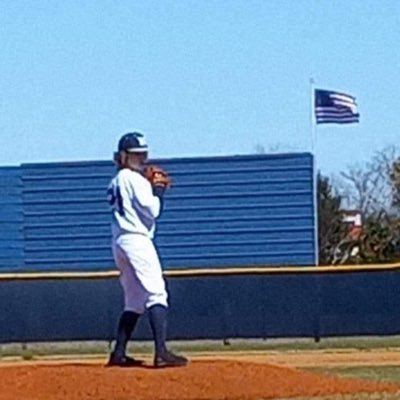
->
xmin=1 ymin=152 xmax=316 ymax=272
xmin=0 ymin=167 xmax=24 ymax=270
xmin=1 ymin=269 xmax=400 ymax=343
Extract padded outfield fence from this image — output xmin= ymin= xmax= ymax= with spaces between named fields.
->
xmin=2 ymin=263 xmax=400 ymax=343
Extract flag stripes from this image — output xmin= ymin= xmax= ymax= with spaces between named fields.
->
xmin=315 ymin=89 xmax=359 ymax=124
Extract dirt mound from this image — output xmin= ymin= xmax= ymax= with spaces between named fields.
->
xmin=0 ymin=359 xmax=398 ymax=400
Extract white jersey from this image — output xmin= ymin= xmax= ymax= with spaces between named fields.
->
xmin=107 ymin=168 xmax=161 ymax=239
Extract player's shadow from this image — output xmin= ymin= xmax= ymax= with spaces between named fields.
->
xmin=102 ymin=363 xmax=158 ymax=370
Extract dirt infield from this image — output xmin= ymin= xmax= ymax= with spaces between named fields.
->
xmin=1 ymin=355 xmax=399 ymax=400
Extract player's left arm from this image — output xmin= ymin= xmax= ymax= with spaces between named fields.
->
xmin=130 ymin=173 xmax=162 ymax=218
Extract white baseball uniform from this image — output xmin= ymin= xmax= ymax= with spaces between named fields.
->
xmin=107 ymin=168 xmax=168 ymax=314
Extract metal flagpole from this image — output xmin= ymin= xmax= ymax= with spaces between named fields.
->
xmin=310 ymin=78 xmax=319 ymax=266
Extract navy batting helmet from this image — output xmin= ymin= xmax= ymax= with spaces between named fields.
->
xmin=118 ymin=132 xmax=148 ymax=153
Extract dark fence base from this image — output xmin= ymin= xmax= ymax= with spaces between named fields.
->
xmin=1 ymin=270 xmax=400 ymax=343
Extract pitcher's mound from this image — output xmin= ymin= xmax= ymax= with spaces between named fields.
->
xmin=1 ymin=359 xmax=399 ymax=400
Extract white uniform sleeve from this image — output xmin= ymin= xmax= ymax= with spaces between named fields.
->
xmin=122 ymin=170 xmax=161 ymax=219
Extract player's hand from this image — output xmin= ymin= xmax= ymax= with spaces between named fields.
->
xmin=144 ymin=165 xmax=171 ymax=189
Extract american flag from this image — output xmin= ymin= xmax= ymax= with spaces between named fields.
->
xmin=315 ymin=89 xmax=360 ymax=124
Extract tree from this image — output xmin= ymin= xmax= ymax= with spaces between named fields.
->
xmin=333 ymin=147 xmax=400 ymax=264
xmin=390 ymin=157 xmax=400 ymax=210
xmin=253 ymin=144 xmax=266 ymax=154
xmin=318 ymin=173 xmax=346 ymax=265
xmin=361 ymin=212 xmax=400 ymax=263
xmin=338 ymin=146 xmax=400 ymax=216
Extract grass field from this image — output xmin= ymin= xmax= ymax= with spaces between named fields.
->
xmin=3 ymin=335 xmax=400 ymax=359
xmin=308 ymin=365 xmax=400 ymax=383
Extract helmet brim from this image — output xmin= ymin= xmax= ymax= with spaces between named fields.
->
xmin=124 ymin=147 xmax=148 ymax=153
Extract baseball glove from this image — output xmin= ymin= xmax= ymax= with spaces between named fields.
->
xmin=144 ymin=165 xmax=172 ymax=189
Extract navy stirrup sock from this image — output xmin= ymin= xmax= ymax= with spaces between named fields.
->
xmin=148 ymin=305 xmax=168 ymax=356
xmin=114 ymin=311 xmax=140 ymax=358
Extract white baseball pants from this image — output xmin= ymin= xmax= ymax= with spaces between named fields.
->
xmin=112 ymin=233 xmax=168 ymax=314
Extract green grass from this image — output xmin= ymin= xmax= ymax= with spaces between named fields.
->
xmin=308 ymin=365 xmax=400 ymax=383
xmin=167 ymin=336 xmax=400 ymax=353
xmin=299 ymin=365 xmax=400 ymax=400
xmin=2 ymin=336 xmax=400 ymax=359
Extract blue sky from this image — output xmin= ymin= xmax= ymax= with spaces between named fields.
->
xmin=1 ymin=1 xmax=399 ymax=173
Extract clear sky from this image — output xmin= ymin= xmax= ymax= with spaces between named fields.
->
xmin=1 ymin=1 xmax=399 ymax=174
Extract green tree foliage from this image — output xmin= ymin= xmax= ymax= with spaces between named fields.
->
xmin=318 ymin=173 xmax=347 ymax=265
xmin=390 ymin=158 xmax=400 ymax=209
xmin=332 ymin=148 xmax=400 ymax=265
xmin=360 ymin=212 xmax=400 ymax=263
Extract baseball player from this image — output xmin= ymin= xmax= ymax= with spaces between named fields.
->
xmin=106 ymin=132 xmax=188 ymax=368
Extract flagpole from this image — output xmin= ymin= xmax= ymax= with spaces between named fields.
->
xmin=310 ymin=78 xmax=319 ymax=266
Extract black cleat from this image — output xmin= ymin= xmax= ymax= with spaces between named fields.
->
xmin=106 ymin=354 xmax=144 ymax=368
xmin=154 ymin=351 xmax=188 ymax=368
